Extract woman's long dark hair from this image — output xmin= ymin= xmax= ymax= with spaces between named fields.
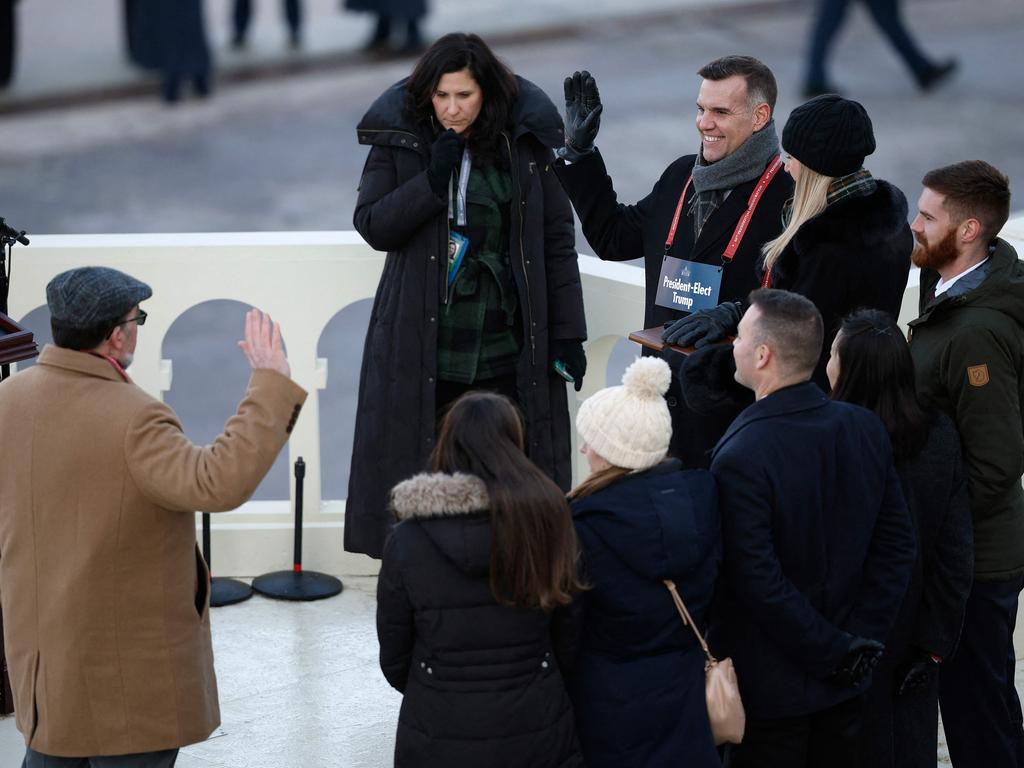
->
xmin=405 ymin=32 xmax=519 ymax=167
xmin=830 ymin=309 xmax=931 ymax=462
xmin=432 ymin=392 xmax=583 ymax=612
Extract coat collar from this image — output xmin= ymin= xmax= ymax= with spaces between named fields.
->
xmin=36 ymin=344 xmax=130 ymax=383
xmin=713 ymin=381 xmax=829 ymax=456
xmin=390 ymin=472 xmax=490 ymax=520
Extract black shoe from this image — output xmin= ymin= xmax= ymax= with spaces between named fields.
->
xmin=193 ymin=72 xmax=211 ymax=98
xmin=918 ymin=58 xmax=958 ymax=92
xmin=802 ymin=81 xmax=841 ymax=99
xmin=161 ymin=76 xmax=180 ymax=104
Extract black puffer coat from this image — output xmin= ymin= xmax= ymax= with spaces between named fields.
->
xmin=762 ymin=179 xmax=913 ymax=387
xmin=377 ymin=472 xmax=583 ymax=768
xmin=346 ymin=78 xmax=587 ymax=558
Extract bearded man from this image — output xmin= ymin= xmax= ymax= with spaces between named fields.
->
xmin=906 ymin=160 xmax=1023 ymax=768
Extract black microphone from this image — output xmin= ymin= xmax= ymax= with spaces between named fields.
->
xmin=0 ymin=218 xmax=29 ymax=246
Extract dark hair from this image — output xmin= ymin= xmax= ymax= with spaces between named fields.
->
xmin=405 ymin=32 xmax=519 ymax=167
xmin=747 ymin=288 xmax=823 ymax=374
xmin=51 ymin=316 xmax=119 ymax=350
xmin=698 ymin=55 xmax=778 ymax=113
xmin=922 ymin=160 xmax=1011 ymax=241
xmin=432 ymin=392 xmax=583 ymax=612
xmin=830 ymin=309 xmax=931 ymax=462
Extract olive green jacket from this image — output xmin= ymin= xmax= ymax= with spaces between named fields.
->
xmin=908 ymin=239 xmax=1024 ymax=580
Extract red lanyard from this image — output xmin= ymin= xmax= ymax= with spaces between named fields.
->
xmin=664 ymin=154 xmax=783 ymax=265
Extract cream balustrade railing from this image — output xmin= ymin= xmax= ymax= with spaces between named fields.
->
xmin=7 ymin=218 xmax=1024 ymax=576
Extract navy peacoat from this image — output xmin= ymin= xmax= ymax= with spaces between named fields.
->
xmin=709 ymin=382 xmax=916 ymax=719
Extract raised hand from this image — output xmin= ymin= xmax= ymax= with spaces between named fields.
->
xmin=562 ymin=70 xmax=603 ymax=157
xmin=238 ymin=308 xmax=290 ymax=377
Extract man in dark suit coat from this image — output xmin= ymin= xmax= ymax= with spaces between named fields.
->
xmin=710 ymin=289 xmax=916 ymax=768
xmin=554 ymin=56 xmax=793 ymax=467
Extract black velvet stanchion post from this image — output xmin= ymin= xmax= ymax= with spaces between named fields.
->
xmin=252 ymin=457 xmax=343 ymax=601
xmin=202 ymin=513 xmax=254 ymax=607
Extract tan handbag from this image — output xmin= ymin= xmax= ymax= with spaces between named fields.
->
xmin=664 ymin=579 xmax=745 ymax=745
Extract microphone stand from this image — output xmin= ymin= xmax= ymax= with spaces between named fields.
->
xmin=0 ymin=217 xmax=30 ymax=382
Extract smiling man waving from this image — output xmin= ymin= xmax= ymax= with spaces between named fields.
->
xmin=553 ymin=55 xmax=793 ymax=466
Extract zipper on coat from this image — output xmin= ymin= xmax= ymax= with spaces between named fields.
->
xmin=503 ymin=132 xmax=537 ymax=367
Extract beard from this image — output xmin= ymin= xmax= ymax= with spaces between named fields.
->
xmin=912 ymin=226 xmax=959 ymax=271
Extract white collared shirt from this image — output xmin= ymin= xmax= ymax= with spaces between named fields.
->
xmin=934 ymin=257 xmax=990 ymax=297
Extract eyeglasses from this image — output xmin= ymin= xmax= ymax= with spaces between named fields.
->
xmin=106 ymin=309 xmax=147 ymax=339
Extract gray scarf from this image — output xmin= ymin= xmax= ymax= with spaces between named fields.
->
xmin=688 ymin=119 xmax=780 ymax=240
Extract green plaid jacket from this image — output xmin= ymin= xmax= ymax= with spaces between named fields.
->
xmin=437 ymin=164 xmax=521 ymax=384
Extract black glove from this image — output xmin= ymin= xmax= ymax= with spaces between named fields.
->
xmin=551 ymin=339 xmax=587 ymax=392
xmin=427 ymin=129 xmax=465 ymax=197
xmin=662 ymin=302 xmax=742 ymax=349
xmin=830 ymin=637 xmax=885 ymax=687
xmin=559 ymin=70 xmax=602 ymax=163
xmin=897 ymin=649 xmax=939 ymax=696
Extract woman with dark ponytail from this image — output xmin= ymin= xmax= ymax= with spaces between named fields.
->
xmin=827 ymin=309 xmax=973 ymax=768
xmin=376 ymin=391 xmax=584 ymax=767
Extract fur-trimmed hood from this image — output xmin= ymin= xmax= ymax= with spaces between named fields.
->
xmin=791 ymin=178 xmax=908 ymax=254
xmin=390 ymin=472 xmax=490 ymax=520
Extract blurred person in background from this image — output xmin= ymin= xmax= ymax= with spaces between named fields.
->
xmin=907 ymin=160 xmax=1023 ymax=768
xmin=0 ymin=0 xmax=19 ymax=88
xmin=828 ymin=309 xmax=973 ymax=768
xmin=346 ymin=0 xmax=426 ymax=55
xmin=804 ymin=0 xmax=956 ymax=96
xmin=568 ymin=357 xmax=721 ymax=767
xmin=554 ymin=56 xmax=793 ymax=469
xmin=231 ymin=0 xmax=303 ymax=50
xmin=377 ymin=392 xmax=584 ymax=767
xmin=345 ymin=32 xmax=587 ymax=560
xmin=133 ymin=0 xmax=214 ymax=103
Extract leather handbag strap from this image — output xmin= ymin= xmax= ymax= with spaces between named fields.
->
xmin=664 ymin=579 xmax=717 ymax=665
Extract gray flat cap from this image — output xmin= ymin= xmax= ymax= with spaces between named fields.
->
xmin=46 ymin=266 xmax=152 ymax=329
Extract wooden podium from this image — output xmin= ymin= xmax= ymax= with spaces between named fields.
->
xmin=0 ymin=312 xmax=35 ymax=715
xmin=0 ymin=311 xmax=39 ymax=368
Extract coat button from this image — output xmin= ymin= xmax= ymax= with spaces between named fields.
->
xmin=413 ymin=142 xmax=419 ymax=148
xmin=428 ymin=377 xmax=434 ymax=383
xmin=541 ymin=661 xmax=549 ymax=669
xmin=430 ymin=255 xmax=436 ymax=261
xmin=429 ymin=316 xmax=436 ymax=323
xmin=427 ymin=667 xmax=433 ymax=675
xmin=400 ymin=138 xmax=407 ymax=144
xmin=667 ymin=396 xmax=678 ymax=407
xmin=420 ymin=662 xmax=426 ymax=668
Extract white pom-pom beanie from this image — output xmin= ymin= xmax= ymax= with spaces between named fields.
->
xmin=576 ymin=357 xmax=673 ymax=471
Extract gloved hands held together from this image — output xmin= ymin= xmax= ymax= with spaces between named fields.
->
xmin=897 ymin=649 xmax=940 ymax=696
xmin=830 ymin=637 xmax=885 ymax=688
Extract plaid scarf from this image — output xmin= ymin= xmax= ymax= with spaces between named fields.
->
xmin=781 ymin=168 xmax=877 ymax=227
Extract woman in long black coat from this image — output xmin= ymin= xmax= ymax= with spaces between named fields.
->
xmin=347 ymin=33 xmax=587 ymax=558
xmin=377 ymin=392 xmax=584 ymax=767
xmin=569 ymin=358 xmax=721 ymax=767
xmin=828 ymin=309 xmax=973 ymax=768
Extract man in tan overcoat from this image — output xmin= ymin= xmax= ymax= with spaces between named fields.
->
xmin=0 ymin=266 xmax=308 ymax=767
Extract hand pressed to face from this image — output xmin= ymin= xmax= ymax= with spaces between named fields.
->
xmin=238 ymin=309 xmax=290 ymax=377
xmin=695 ymin=75 xmax=770 ymax=164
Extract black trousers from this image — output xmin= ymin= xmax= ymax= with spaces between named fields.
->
xmin=727 ymin=695 xmax=866 ymax=768
xmin=232 ymin=0 xmax=302 ymax=41
xmin=23 ymin=748 xmax=178 ymax=768
xmin=940 ymin=574 xmax=1024 ymax=768
xmin=0 ymin=0 xmax=15 ymax=88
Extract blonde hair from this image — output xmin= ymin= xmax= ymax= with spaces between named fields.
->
xmin=761 ymin=166 xmax=832 ymax=275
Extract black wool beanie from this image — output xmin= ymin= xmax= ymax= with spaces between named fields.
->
xmin=782 ymin=94 xmax=876 ymax=178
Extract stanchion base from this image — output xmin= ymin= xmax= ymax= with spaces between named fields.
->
xmin=211 ymin=577 xmax=254 ymax=607
xmin=252 ymin=570 xmax=344 ymax=601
